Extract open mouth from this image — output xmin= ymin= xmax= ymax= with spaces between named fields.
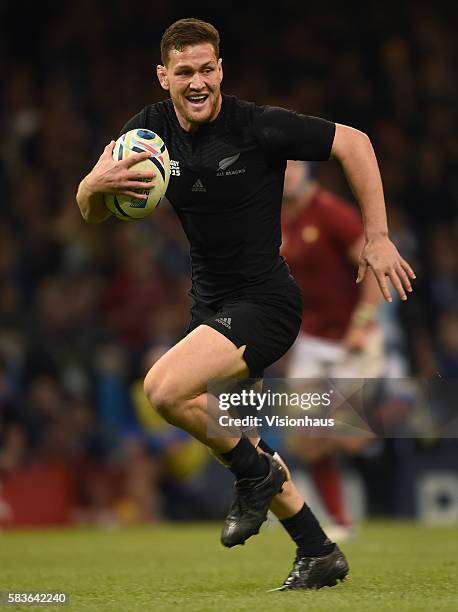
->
xmin=186 ymin=94 xmax=209 ymax=108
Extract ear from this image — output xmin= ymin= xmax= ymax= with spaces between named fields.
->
xmin=218 ymin=58 xmax=223 ymax=84
xmin=156 ymin=65 xmax=169 ymax=91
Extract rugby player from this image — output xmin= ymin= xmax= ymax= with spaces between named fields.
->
xmin=76 ymin=18 xmax=415 ymax=590
xmin=281 ymin=160 xmax=386 ymax=542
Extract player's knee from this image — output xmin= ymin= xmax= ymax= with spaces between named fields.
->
xmin=143 ymin=373 xmax=182 ymax=423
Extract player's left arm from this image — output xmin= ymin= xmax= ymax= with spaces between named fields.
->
xmin=330 ymin=123 xmax=416 ymax=302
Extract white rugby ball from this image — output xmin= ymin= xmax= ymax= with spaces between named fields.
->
xmin=104 ymin=128 xmax=170 ymax=221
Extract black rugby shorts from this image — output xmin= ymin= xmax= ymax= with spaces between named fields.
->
xmin=185 ymin=279 xmax=302 ymax=378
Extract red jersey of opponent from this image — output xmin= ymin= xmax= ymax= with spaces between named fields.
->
xmin=281 ymin=188 xmax=363 ymax=340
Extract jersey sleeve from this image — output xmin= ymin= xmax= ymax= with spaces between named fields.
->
xmin=253 ymin=105 xmax=336 ymax=161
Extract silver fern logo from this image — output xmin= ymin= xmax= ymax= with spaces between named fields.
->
xmin=217 ymin=153 xmax=240 ymax=171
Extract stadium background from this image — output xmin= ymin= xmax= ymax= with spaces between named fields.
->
xmin=0 ymin=0 xmax=457 ymax=530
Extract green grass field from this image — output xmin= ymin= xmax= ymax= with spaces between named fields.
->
xmin=0 ymin=521 xmax=457 ymax=611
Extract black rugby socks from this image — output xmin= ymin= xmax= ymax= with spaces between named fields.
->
xmin=281 ymin=503 xmax=335 ymax=557
xmin=221 ymin=436 xmax=269 ymax=480
xmin=256 ymin=439 xmax=333 ymax=556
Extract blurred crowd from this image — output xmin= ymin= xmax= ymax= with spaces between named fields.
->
xmin=0 ymin=1 xmax=457 ymax=525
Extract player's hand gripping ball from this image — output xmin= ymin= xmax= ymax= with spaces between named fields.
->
xmin=104 ymin=129 xmax=170 ymax=220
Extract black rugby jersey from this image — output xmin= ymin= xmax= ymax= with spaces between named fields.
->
xmin=120 ymin=94 xmax=335 ymax=305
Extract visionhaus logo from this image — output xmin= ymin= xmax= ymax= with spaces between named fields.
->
xmin=217 ymin=413 xmax=336 ymax=429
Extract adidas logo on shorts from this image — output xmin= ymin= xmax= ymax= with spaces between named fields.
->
xmin=215 ymin=317 xmax=232 ymax=329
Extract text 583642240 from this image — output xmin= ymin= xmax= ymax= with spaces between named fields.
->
xmin=0 ymin=592 xmax=68 ymax=605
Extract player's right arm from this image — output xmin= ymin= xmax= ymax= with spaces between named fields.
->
xmin=76 ymin=141 xmax=154 ymax=223
xmin=255 ymin=105 xmax=415 ymax=301
xmin=330 ymin=124 xmax=416 ymax=301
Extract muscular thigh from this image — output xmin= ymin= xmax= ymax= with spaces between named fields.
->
xmin=146 ymin=324 xmax=250 ymax=401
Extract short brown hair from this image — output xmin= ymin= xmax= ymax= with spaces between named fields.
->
xmin=160 ymin=18 xmax=220 ymax=65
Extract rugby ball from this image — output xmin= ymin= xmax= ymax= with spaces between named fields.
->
xmin=104 ymin=129 xmax=170 ymax=221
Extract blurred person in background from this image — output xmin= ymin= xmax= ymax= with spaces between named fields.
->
xmin=281 ymin=160 xmax=385 ymax=541
xmin=75 ymin=17 xmax=416 ymax=590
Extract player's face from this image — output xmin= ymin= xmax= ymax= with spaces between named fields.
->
xmin=157 ymin=44 xmax=223 ymax=132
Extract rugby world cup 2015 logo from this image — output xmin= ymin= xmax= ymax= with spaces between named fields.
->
xmin=170 ymin=160 xmax=181 ymax=176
